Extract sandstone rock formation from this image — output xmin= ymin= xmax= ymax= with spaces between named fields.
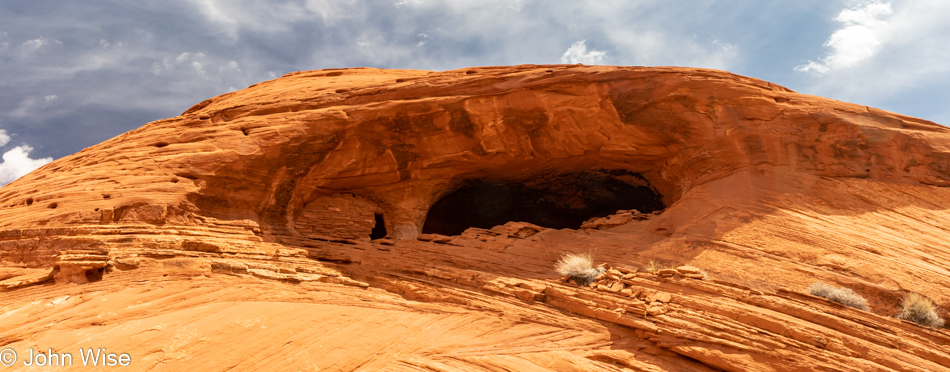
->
xmin=1 ymin=65 xmax=949 ymax=371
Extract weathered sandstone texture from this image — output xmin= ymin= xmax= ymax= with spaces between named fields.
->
xmin=1 ymin=65 xmax=949 ymax=371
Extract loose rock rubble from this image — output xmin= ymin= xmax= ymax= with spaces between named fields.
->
xmin=580 ymin=209 xmax=654 ymax=230
xmin=561 ymin=264 xmax=707 ymax=317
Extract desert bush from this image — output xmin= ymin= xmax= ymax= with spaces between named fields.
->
xmin=554 ymin=253 xmax=604 ymax=286
xmin=808 ymin=282 xmax=870 ymax=311
xmin=898 ymin=293 xmax=945 ymax=328
xmin=645 ymin=259 xmax=671 ymax=273
xmin=645 ymin=260 xmax=660 ymax=273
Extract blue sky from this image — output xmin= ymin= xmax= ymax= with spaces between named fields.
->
xmin=1 ymin=1 xmax=948 ymax=184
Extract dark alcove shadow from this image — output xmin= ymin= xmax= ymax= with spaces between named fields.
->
xmin=422 ymin=170 xmax=664 ymax=236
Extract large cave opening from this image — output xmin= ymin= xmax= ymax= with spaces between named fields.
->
xmin=421 ymin=170 xmax=664 ymax=236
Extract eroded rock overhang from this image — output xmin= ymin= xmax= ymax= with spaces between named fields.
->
xmin=1 ymin=65 xmax=949 ymax=260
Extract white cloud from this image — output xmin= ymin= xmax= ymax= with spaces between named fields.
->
xmin=20 ymin=36 xmax=62 ymax=50
xmin=191 ymin=61 xmax=205 ymax=75
xmin=795 ymin=1 xmax=892 ymax=74
xmin=560 ymin=40 xmax=607 ymax=65
xmin=713 ymin=39 xmax=736 ymax=52
xmin=44 ymin=94 xmax=57 ymax=103
xmin=192 ymin=0 xmax=236 ymax=26
xmin=393 ymin=0 xmax=423 ymax=7
xmin=175 ymin=52 xmax=195 ymax=64
xmin=0 ymin=129 xmax=52 ymax=186
xmin=187 ymin=0 xmax=319 ymax=39
xmin=791 ymin=1 xmax=950 ymax=123
xmin=0 ymin=129 xmax=10 ymax=147
xmin=0 ymin=145 xmax=52 ymax=185
xmin=155 ymin=52 xmax=234 ymax=80
xmin=221 ymin=60 xmax=241 ymax=73
xmin=394 ymin=0 xmax=524 ymax=12
xmin=794 ymin=60 xmax=830 ymax=74
xmin=97 ymin=38 xmax=123 ymax=50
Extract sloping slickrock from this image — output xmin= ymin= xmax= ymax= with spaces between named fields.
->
xmin=0 ymin=65 xmax=949 ymax=371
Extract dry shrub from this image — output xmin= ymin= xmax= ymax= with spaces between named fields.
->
xmin=646 ymin=260 xmax=670 ymax=273
xmin=808 ymin=282 xmax=870 ymax=311
xmin=898 ymin=293 xmax=945 ymax=328
xmin=554 ymin=253 xmax=603 ymax=286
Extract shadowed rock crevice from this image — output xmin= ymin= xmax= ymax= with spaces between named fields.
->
xmin=370 ymin=214 xmax=387 ymax=239
xmin=85 ymin=267 xmax=104 ymax=282
xmin=422 ymin=170 xmax=664 ymax=235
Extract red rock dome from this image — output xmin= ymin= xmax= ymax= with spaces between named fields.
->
xmin=1 ymin=65 xmax=948 ymax=371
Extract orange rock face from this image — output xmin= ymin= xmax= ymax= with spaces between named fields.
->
xmin=1 ymin=65 xmax=949 ymax=371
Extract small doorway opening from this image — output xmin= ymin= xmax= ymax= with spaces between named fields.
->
xmin=370 ymin=213 xmax=387 ymax=239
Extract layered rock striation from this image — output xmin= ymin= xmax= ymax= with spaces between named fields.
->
xmin=1 ymin=65 xmax=949 ymax=371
